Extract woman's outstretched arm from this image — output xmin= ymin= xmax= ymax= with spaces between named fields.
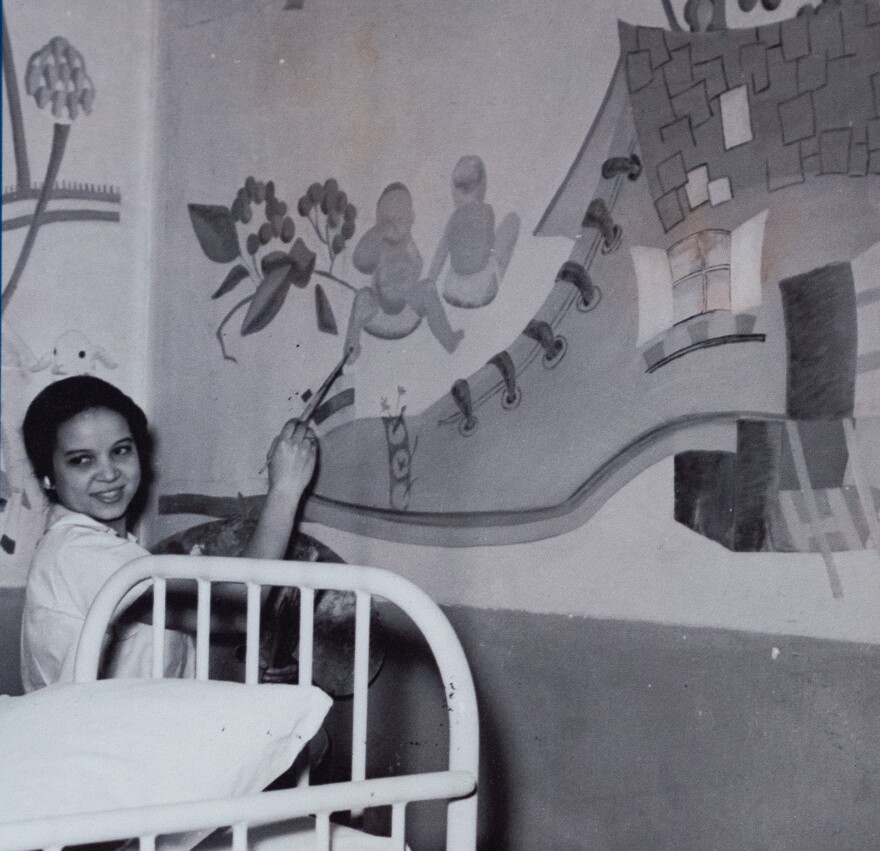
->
xmin=244 ymin=418 xmax=317 ymax=559
xmin=136 ymin=419 xmax=318 ymax=633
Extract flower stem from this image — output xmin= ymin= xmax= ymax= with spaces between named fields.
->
xmin=215 ymin=294 xmax=255 ymax=362
xmin=308 ymin=211 xmax=325 ymax=244
xmin=2 ymin=7 xmax=30 ymax=190
xmin=313 ymin=269 xmax=356 ymax=293
xmin=2 ymin=122 xmax=71 ymax=313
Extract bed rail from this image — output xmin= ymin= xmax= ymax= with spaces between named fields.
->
xmin=0 ymin=771 xmax=475 ymax=851
xmin=66 ymin=554 xmax=478 ymax=851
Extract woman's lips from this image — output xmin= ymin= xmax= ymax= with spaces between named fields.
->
xmin=92 ymin=487 xmax=124 ymax=504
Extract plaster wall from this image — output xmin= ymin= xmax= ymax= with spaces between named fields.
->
xmin=1 ymin=0 xmax=157 ymax=586
xmin=307 ymin=456 xmax=880 ymax=644
xmin=148 ymin=0 xmax=880 ymax=643
xmin=147 ymin=0 xmax=664 ymax=491
xmin=352 ymin=604 xmax=880 ymax=850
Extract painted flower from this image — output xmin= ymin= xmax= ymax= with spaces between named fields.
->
xmin=25 ymin=36 xmax=95 ymax=123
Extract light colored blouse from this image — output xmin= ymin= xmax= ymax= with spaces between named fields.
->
xmin=20 ymin=505 xmax=193 ymax=692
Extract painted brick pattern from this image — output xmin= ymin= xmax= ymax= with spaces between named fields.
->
xmin=621 ymin=0 xmax=880 ymax=232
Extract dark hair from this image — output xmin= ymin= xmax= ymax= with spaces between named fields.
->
xmin=22 ymin=376 xmax=154 ymax=521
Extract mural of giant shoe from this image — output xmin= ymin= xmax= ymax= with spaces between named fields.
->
xmin=294 ymin=0 xmax=880 ymax=565
xmin=157 ymin=0 xmax=880 ymax=583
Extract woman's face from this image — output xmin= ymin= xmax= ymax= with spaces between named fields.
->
xmin=51 ymin=407 xmax=141 ymax=535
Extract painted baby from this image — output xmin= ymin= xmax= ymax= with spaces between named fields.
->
xmin=427 ymin=155 xmax=520 ymax=308
xmin=344 ymin=183 xmax=463 ymax=363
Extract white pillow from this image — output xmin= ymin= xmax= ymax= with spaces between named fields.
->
xmin=0 ymin=678 xmax=332 ymax=823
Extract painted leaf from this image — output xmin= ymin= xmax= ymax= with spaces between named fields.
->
xmin=314 ymin=284 xmax=338 ymax=335
xmin=288 ymin=237 xmax=317 ymax=289
xmin=262 ymin=251 xmax=293 ymax=276
xmin=240 ymin=265 xmax=293 ymax=335
xmin=212 ymin=264 xmax=250 ymax=299
xmin=188 ymin=204 xmax=241 ymax=263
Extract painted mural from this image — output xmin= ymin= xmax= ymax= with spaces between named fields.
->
xmin=2 ymin=0 xmax=880 ymax=848
xmin=1 ymin=12 xmax=110 ymax=573
xmin=159 ymin=0 xmax=880 ymax=606
xmin=189 ymin=176 xmax=351 ymax=362
xmin=2 ymin=17 xmax=109 ymax=314
xmin=1 ymin=1 xmax=155 ymax=586
xmin=187 ymin=168 xmax=518 ymax=364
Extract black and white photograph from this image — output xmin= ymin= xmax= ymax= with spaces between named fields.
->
xmin=1 ymin=0 xmax=880 ymax=847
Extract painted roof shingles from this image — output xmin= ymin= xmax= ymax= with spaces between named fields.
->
xmin=621 ymin=0 xmax=880 ymax=233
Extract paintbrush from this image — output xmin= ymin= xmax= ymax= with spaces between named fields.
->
xmin=259 ymin=345 xmax=354 ymax=474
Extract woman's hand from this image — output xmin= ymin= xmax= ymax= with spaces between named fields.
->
xmin=265 ymin=419 xmax=318 ymax=495
xmin=244 ymin=419 xmax=317 ymax=560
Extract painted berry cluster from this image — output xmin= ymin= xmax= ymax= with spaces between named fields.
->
xmin=188 ymin=177 xmax=359 ymax=362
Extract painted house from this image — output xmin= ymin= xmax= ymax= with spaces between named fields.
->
xmin=539 ymin=3 xmax=880 ymax=565
xmin=2 ymin=0 xmax=880 ymax=849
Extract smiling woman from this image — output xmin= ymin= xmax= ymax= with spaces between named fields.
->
xmin=17 ymin=376 xmax=319 ymax=692
xmin=52 ymin=408 xmax=142 ymax=535
xmin=23 ymin=375 xmax=155 ymax=530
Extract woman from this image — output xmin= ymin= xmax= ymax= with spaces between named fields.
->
xmin=19 ymin=375 xmax=316 ymax=691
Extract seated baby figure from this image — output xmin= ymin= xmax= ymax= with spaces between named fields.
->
xmin=366 ymin=190 xmax=422 ymax=316
xmin=345 ymin=182 xmax=462 ymax=362
xmin=428 ymin=155 xmax=520 ymax=308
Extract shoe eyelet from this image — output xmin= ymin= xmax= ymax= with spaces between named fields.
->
xmin=600 ymin=225 xmax=622 ymax=254
xmin=501 ymin=387 xmax=521 ymax=409
xmin=459 ymin=416 xmax=478 ymax=436
xmin=576 ymin=285 xmax=602 ymax=313
xmin=542 ymin=335 xmax=567 ymax=368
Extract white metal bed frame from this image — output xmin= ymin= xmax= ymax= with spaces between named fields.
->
xmin=0 ymin=554 xmax=479 ymax=851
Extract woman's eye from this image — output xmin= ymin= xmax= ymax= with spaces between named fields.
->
xmin=68 ymin=455 xmax=92 ymax=467
xmin=113 ymin=444 xmax=133 ymax=457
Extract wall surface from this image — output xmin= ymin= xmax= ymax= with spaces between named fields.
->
xmin=344 ymin=603 xmax=880 ymax=851
xmin=147 ymin=0 xmax=880 ymax=645
xmin=2 ymin=0 xmax=879 ymax=847
xmin=143 ymin=5 xmax=880 ymax=841
xmin=307 ymin=456 xmax=880 ymax=643
xmin=1 ymin=0 xmax=157 ymax=586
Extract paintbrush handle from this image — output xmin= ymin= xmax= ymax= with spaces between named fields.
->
xmin=298 ymin=388 xmax=324 ymax=424
xmin=259 ymin=346 xmax=353 ymax=473
xmin=300 ymin=345 xmax=353 ymax=424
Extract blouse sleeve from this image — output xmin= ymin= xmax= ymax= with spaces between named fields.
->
xmin=54 ymin=524 xmax=152 ymax=619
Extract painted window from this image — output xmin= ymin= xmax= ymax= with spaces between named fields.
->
xmin=668 ymin=230 xmax=731 ymax=324
xmin=632 ymin=212 xmax=767 ymax=347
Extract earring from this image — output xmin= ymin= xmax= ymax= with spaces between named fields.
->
xmin=42 ymin=476 xmax=54 ymax=490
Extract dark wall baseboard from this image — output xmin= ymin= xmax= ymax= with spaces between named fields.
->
xmin=336 ymin=606 xmax=880 ymax=851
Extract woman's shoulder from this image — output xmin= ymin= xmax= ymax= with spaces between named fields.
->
xmin=38 ymin=506 xmax=145 ymax=559
xmin=41 ymin=506 xmax=110 ymax=541
xmin=29 ymin=507 xmax=149 ymax=609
